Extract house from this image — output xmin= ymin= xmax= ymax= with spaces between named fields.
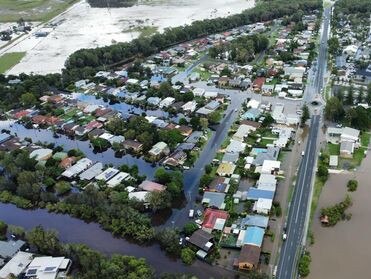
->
xmin=95 ymin=167 xmax=120 ymax=182
xmin=0 ymin=251 xmax=33 ymax=278
xmin=326 ymin=127 xmax=343 ymax=144
xmin=186 ymin=131 xmax=203 ymax=144
xmin=253 ymin=146 xmax=280 ymax=166
xmin=246 ymin=188 xmax=275 ymax=201
xmin=138 ymin=180 xmax=166 ymax=192
xmin=237 ymin=244 xmax=261 ymax=271
xmin=218 ymin=76 xmax=229 ymax=87
xmin=205 ymin=100 xmax=220 ymax=111
xmin=59 ymin=156 xmax=77 ymax=169
xmin=242 ymin=108 xmax=261 ymax=121
xmin=0 ymin=240 xmax=25 ymax=259
xmin=0 ymin=133 xmax=12 ymax=144
xmin=187 ymin=229 xmax=214 ymax=253
xmin=182 ymin=101 xmax=197 ymax=113
xmin=202 ymin=192 xmax=226 ymax=209
xmin=128 ymin=191 xmax=149 ymax=202
xmin=216 ymin=162 xmax=236 ymax=177
xmin=236 ymin=227 xmax=264 ymax=247
xmin=202 ymin=208 xmax=229 ymax=232
xmin=122 ymin=140 xmax=143 ymax=152
xmin=159 ymin=97 xmax=176 ymax=108
xmin=253 ymin=198 xmax=272 ymax=214
xmin=24 ymin=256 xmax=72 ymax=279
xmin=79 ymin=162 xmax=104 ymax=181
xmin=354 ymin=65 xmax=371 ymax=84
xmin=176 ymin=125 xmax=193 ymax=137
xmin=29 ymin=148 xmax=53 ymax=161
xmin=147 ymin=97 xmax=161 ymax=106
xmin=149 ymin=142 xmax=170 ymax=158
xmin=341 ymin=127 xmax=360 ymax=144
xmin=207 ymin=177 xmax=230 ymax=193
xmin=256 ymin=174 xmax=276 ymax=192
xmin=232 ymin=125 xmax=256 ymax=142
xmin=107 ymin=172 xmax=131 ymax=187
xmin=193 ymin=88 xmax=205 ymax=97
xmin=204 ymin=91 xmax=218 ymax=99
xmin=163 ymin=150 xmax=187 ymax=166
xmin=222 ymin=152 xmax=239 ymax=163
xmin=260 ymin=160 xmax=281 ymax=175
xmin=272 ymin=103 xmax=286 ymax=124
xmin=252 ymin=77 xmax=265 ymax=91
xmin=240 ymin=215 xmax=269 ymax=229
xmin=226 ymin=140 xmax=246 ymax=154
xmin=61 ymin=158 xmax=93 ymax=179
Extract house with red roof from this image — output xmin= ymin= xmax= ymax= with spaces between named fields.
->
xmin=202 ymin=208 xmax=229 ymax=233
xmin=85 ymin=120 xmax=103 ymax=131
xmin=252 ymin=77 xmax=266 ymax=92
xmin=138 ymin=180 xmax=166 ymax=192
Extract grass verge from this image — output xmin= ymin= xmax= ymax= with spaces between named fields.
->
xmin=0 ymin=52 xmax=26 ymax=74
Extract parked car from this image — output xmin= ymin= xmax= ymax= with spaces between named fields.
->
xmin=189 ymin=209 xmax=194 ymax=218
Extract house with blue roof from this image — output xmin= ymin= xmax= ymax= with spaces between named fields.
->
xmin=242 ymin=108 xmax=261 ymax=121
xmin=240 ymin=215 xmax=269 ymax=229
xmin=236 ymin=226 xmax=265 ymax=247
xmin=246 ymin=188 xmax=274 ymax=201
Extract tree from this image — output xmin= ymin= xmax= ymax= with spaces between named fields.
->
xmin=20 ymin=92 xmax=37 ymax=107
xmin=261 ymin=114 xmax=274 ymax=127
xmin=147 ymin=191 xmax=171 ymax=211
xmin=90 ymin=138 xmax=110 ymax=150
xmin=156 ymin=229 xmax=181 ymax=256
xmin=199 ymin=118 xmax=209 ymax=129
xmin=16 ymin=171 xmax=41 ymax=202
xmin=154 ymin=167 xmax=171 ymax=184
xmin=298 ymin=251 xmax=311 ymax=277
xmin=366 ymin=84 xmax=371 ymax=105
xmin=324 ymin=97 xmax=344 ymax=122
xmin=346 ymin=85 xmax=354 ymax=105
xmin=357 ymin=87 xmax=364 ymax=104
xmin=328 ymin=37 xmax=340 ymax=56
xmin=178 ymin=118 xmax=188 ymax=125
xmin=205 ymin=164 xmax=212 ymax=174
xmin=26 ymin=226 xmax=62 ymax=255
xmin=0 ymin=221 xmax=7 ymax=240
xmin=55 ymin=181 xmax=71 ymax=195
xmin=183 ymin=222 xmax=198 ymax=236
xmin=317 ymin=165 xmax=329 ymax=182
xmin=190 ymin=116 xmax=200 ymax=130
xmin=300 ymin=104 xmax=310 ymax=126
xmin=347 ymin=179 xmax=358 ymax=192
xmin=180 ymin=247 xmax=196 ymax=265
xmin=208 ymin=111 xmax=221 ymax=124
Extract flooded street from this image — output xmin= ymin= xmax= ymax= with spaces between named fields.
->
xmin=4 ymin=0 xmax=254 ymax=75
xmin=309 ymin=150 xmax=371 ymax=279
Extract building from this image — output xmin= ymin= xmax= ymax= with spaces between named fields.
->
xmin=29 ymin=148 xmax=53 ymax=161
xmin=237 ymin=244 xmax=261 ymax=271
xmin=232 ymin=125 xmax=256 ymax=142
xmin=138 ymin=180 xmax=166 ymax=192
xmin=246 ymin=188 xmax=275 ymax=201
xmin=122 ymin=140 xmax=143 ymax=152
xmin=79 ymin=162 xmax=104 ymax=181
xmin=260 ymin=160 xmax=281 ymax=175
xmin=206 ymin=177 xmax=230 ymax=193
xmin=24 ymin=256 xmax=72 ymax=279
xmin=226 ymin=140 xmax=246 ymax=154
xmin=0 ymin=240 xmax=25 ymax=259
xmin=202 ymin=208 xmax=229 ymax=232
xmin=95 ymin=167 xmax=120 ymax=182
xmin=236 ymin=226 xmax=265 ymax=247
xmin=0 ymin=251 xmax=33 ymax=278
xmin=202 ymin=192 xmax=226 ymax=209
xmin=242 ymin=108 xmax=261 ymax=121
xmin=107 ymin=172 xmax=130 ymax=187
xmin=148 ymin=142 xmax=170 ymax=158
xmin=216 ymin=162 xmax=236 ymax=177
xmin=256 ymin=174 xmax=276 ymax=192
xmin=61 ymin=158 xmax=93 ymax=179
xmin=187 ymin=229 xmax=214 ymax=253
xmin=340 ymin=141 xmax=355 ymax=158
xmin=253 ymin=198 xmax=273 ymax=214
xmin=329 ymin=155 xmax=338 ymax=168
xmin=240 ymin=215 xmax=269 ymax=229
xmin=163 ymin=150 xmax=187 ymax=166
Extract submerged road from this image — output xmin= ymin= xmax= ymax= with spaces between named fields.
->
xmin=276 ymin=6 xmax=332 ymax=279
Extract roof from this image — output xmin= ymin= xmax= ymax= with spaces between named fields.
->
xmin=149 ymin=142 xmax=168 ymax=156
xmin=341 ymin=127 xmax=360 ymax=140
xmin=79 ymin=162 xmax=103 ymax=181
xmin=238 ymin=244 xmax=261 ymax=267
xmin=243 ymin=227 xmax=265 ymax=247
xmin=61 ymin=158 xmax=93 ymax=178
xmin=247 ymin=188 xmax=274 ymax=201
xmin=207 ymin=177 xmax=229 ymax=193
xmin=25 ymin=256 xmax=71 ymax=279
xmin=138 ymin=180 xmax=166 ymax=192
xmin=261 ymin=160 xmax=281 ymax=174
xmin=188 ymin=229 xmax=214 ymax=252
xmin=203 ymin=208 xmax=229 ymax=230
xmin=242 ymin=108 xmax=261 ymax=120
xmin=253 ymin=147 xmax=280 ymax=166
xmin=340 ymin=140 xmax=354 ymax=153
xmin=107 ymin=172 xmax=130 ymax=187
xmin=128 ymin=191 xmax=148 ymax=201
xmin=216 ymin=162 xmax=236 ymax=176
xmin=202 ymin=192 xmax=226 ymax=209
xmin=256 ymin=174 xmax=276 ymax=191
xmin=240 ymin=215 xmax=269 ymax=228
xmin=0 ymin=251 xmax=33 ymax=278
xmin=0 ymin=240 xmax=25 ymax=258
xmin=29 ymin=148 xmax=53 ymax=161
xmin=254 ymin=198 xmax=273 ymax=212
xmin=222 ymin=152 xmax=239 ymax=163
xmin=226 ymin=140 xmax=246 ymax=153
xmin=95 ymin=167 xmax=119 ymax=182
xmin=329 ymin=155 xmax=338 ymax=167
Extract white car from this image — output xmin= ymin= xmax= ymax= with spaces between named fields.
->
xmin=282 ymin=233 xmax=287 ymax=241
xmin=188 ymin=209 xmax=194 ymax=218
xmin=301 ymin=151 xmax=305 ymax=156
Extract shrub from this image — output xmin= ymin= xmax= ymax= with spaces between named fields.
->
xmin=181 ymin=247 xmax=196 ymax=265
xmin=347 ymin=179 xmax=358 ymax=192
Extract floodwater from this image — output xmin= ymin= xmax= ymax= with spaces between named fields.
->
xmin=0 ymin=203 xmax=234 ymax=278
xmin=4 ymin=0 xmax=255 ymax=75
xmin=308 ymin=150 xmax=371 ymax=279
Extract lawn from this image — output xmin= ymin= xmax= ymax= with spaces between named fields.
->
xmin=0 ymin=52 xmax=26 ymax=74
xmin=123 ymin=26 xmax=158 ymax=38
xmin=0 ymin=0 xmax=79 ymax=22
xmin=360 ymin=132 xmax=370 ymax=147
xmin=327 ymin=143 xmax=339 ymax=155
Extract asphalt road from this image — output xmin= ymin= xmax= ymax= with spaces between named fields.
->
xmin=276 ymin=7 xmax=331 ymax=279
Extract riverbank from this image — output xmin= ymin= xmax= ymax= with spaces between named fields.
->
xmin=0 ymin=202 xmax=237 ymax=278
xmin=308 ymin=147 xmax=371 ymax=279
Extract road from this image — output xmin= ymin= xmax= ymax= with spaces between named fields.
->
xmin=276 ymin=6 xmax=332 ymax=279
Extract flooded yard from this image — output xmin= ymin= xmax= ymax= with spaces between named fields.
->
xmin=4 ymin=0 xmax=254 ymax=75
xmin=308 ymin=151 xmax=371 ymax=279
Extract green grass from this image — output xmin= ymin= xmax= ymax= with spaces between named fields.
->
xmin=360 ymin=132 xmax=370 ymax=147
xmin=124 ymin=26 xmax=158 ymax=38
xmin=0 ymin=52 xmax=26 ymax=74
xmin=0 ymin=0 xmax=79 ymax=22
xmin=327 ymin=143 xmax=339 ymax=155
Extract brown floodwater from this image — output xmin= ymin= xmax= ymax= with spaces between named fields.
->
xmin=309 ymin=151 xmax=371 ymax=279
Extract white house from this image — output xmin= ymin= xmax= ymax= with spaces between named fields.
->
xmin=261 ymin=160 xmax=281 ymax=175
xmin=253 ymin=198 xmax=273 ymax=214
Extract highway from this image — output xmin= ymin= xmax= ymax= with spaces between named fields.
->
xmin=276 ymin=6 xmax=331 ymax=279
